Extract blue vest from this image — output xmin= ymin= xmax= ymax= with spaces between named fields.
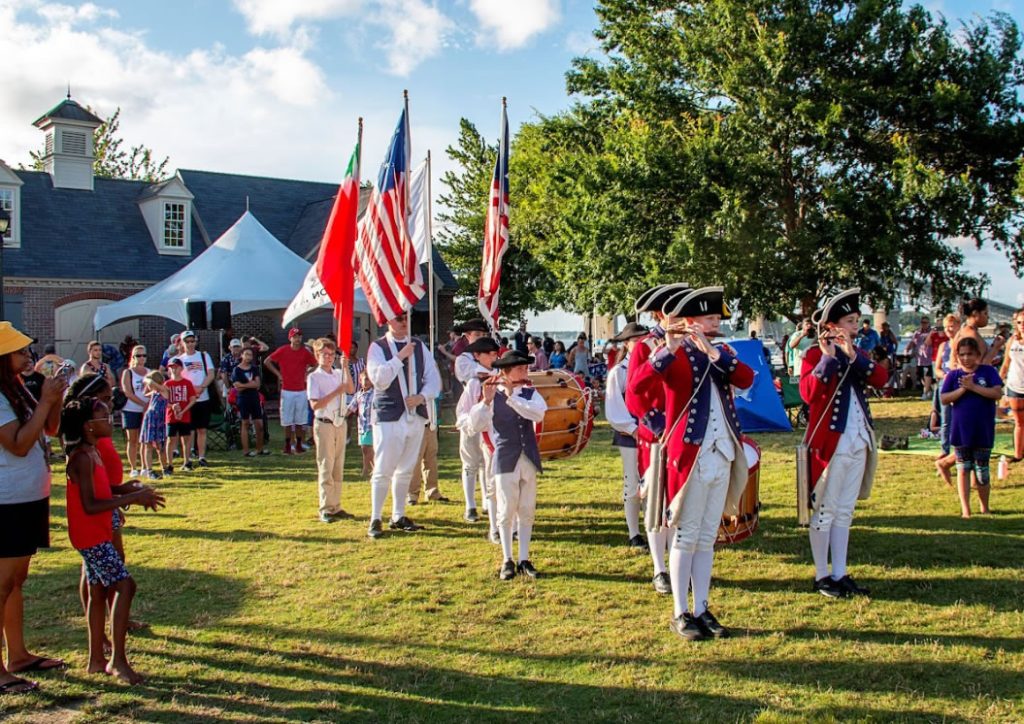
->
xmin=677 ymin=339 xmax=743 ymax=447
xmin=491 ymin=388 xmax=543 ymax=475
xmin=372 ymin=338 xmax=427 ymax=422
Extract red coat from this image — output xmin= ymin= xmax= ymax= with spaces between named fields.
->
xmin=800 ymin=346 xmax=889 ymax=490
xmin=625 ymin=328 xmax=667 ymax=475
xmin=629 ymin=339 xmax=754 ymax=512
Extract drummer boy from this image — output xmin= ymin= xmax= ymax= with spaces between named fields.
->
xmin=464 ymin=350 xmax=548 ymax=580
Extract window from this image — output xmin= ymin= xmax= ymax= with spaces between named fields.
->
xmin=163 ymin=202 xmax=185 ymax=248
xmin=0 ymin=188 xmax=13 ymax=246
xmin=61 ymin=130 xmax=87 ymax=156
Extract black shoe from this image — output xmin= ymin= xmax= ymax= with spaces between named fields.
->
xmin=499 ymin=559 xmax=516 ymax=581
xmin=814 ymin=576 xmax=847 ymax=599
xmin=197 ymin=457 xmax=209 ymax=468
xmin=836 ymin=574 xmax=870 ymax=597
xmin=628 ymin=533 xmax=650 ymax=551
xmin=517 ymin=560 xmax=538 ymax=579
xmin=181 ymin=461 xmax=195 ymax=472
xmin=669 ymin=613 xmax=708 ymax=641
xmin=652 ymin=572 xmax=672 ymax=595
xmin=465 ymin=508 xmax=479 ymax=522
xmin=162 ymin=465 xmax=173 ymax=476
xmin=367 ymin=519 xmax=383 ymax=539
xmin=696 ymin=609 xmax=729 ymax=639
xmin=430 ymin=495 xmax=451 ymax=503
xmin=329 ymin=510 xmax=355 ymax=520
xmin=389 ymin=516 xmax=423 ymax=532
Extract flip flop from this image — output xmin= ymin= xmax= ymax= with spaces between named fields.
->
xmin=11 ymin=656 xmax=66 ymax=674
xmin=0 ymin=677 xmax=39 ymax=694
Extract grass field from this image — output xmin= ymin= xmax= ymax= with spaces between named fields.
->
xmin=2 ymin=397 xmax=1022 ymax=723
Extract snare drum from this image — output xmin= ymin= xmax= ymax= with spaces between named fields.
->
xmin=528 ymin=369 xmax=595 ymax=461
xmin=716 ymin=435 xmax=761 ymax=545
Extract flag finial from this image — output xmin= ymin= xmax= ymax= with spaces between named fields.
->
xmin=403 ymin=89 xmax=409 ymax=101
xmin=502 ymin=96 xmax=507 ymax=107
xmin=67 ymin=83 xmax=71 ymax=100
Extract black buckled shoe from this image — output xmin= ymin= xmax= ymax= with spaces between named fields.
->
xmin=499 ymin=559 xmax=517 ymax=581
xmin=465 ymin=508 xmax=479 ymax=523
xmin=517 ymin=560 xmax=538 ymax=579
xmin=367 ymin=519 xmax=383 ymax=539
xmin=628 ymin=534 xmax=650 ymax=551
xmin=652 ymin=572 xmax=672 ymax=595
xmin=836 ymin=574 xmax=870 ymax=597
xmin=669 ymin=613 xmax=708 ymax=641
xmin=389 ymin=516 xmax=423 ymax=532
xmin=696 ymin=609 xmax=729 ymax=639
xmin=813 ymin=576 xmax=847 ymax=599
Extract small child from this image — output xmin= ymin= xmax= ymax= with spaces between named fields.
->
xmin=164 ymin=358 xmax=197 ymax=472
xmin=232 ymin=348 xmax=267 ymax=457
xmin=940 ymin=337 xmax=1003 ymax=518
xmin=353 ymin=370 xmax=375 ymax=478
xmin=140 ymin=370 xmax=169 ymax=479
xmin=63 ymin=395 xmax=164 ymax=684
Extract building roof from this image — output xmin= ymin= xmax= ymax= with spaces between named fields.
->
xmin=32 ymin=98 xmax=103 ymax=127
xmin=10 ymin=167 xmax=458 ymax=290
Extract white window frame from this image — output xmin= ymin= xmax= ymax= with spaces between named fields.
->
xmin=0 ymin=186 xmax=19 ymax=249
xmin=162 ymin=201 xmax=186 ymax=250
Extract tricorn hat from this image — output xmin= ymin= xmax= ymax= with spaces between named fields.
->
xmin=455 ymin=318 xmax=490 ymax=335
xmin=492 ymin=350 xmax=534 ymax=369
xmin=610 ymin=322 xmax=649 ymax=343
xmin=813 ymin=288 xmax=861 ymax=326
xmin=663 ymin=286 xmax=732 ymax=319
xmin=634 ymin=283 xmax=690 ymax=314
xmin=466 ymin=337 xmax=500 ymax=355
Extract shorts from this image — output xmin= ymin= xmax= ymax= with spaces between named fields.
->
xmin=0 ymin=498 xmax=50 ymax=558
xmin=359 ymin=428 xmax=373 ymax=446
xmin=190 ymin=400 xmax=211 ymax=430
xmin=121 ymin=411 xmax=143 ymax=430
xmin=1007 ymin=388 xmax=1024 ymax=398
xmin=237 ymin=394 xmax=264 ymax=421
xmin=954 ymin=446 xmax=992 ymax=482
xmin=917 ymin=365 xmax=933 ymax=381
xmin=280 ymin=390 xmax=309 ymax=427
xmin=78 ymin=541 xmax=131 ymax=586
xmin=112 ymin=509 xmax=124 ymax=531
xmin=167 ymin=421 xmax=192 ymax=437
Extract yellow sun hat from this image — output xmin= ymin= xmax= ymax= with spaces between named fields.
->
xmin=0 ymin=322 xmax=33 ymax=356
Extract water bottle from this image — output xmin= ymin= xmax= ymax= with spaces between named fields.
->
xmin=998 ymin=455 xmax=1009 ymax=481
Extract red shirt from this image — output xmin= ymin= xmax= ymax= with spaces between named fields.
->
xmin=67 ymin=450 xmax=113 ymax=550
xmin=929 ymin=331 xmax=948 ymax=362
xmin=268 ymin=345 xmax=316 ymax=391
xmin=165 ymin=378 xmax=197 ymax=423
xmin=606 ymin=347 xmax=618 ymax=368
xmin=96 ymin=436 xmax=124 ymax=486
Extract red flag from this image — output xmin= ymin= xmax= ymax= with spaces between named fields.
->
xmin=315 ymin=139 xmax=361 ymax=352
xmin=479 ymin=100 xmax=509 ymax=331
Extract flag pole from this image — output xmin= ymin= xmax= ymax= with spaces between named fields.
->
xmin=425 ymin=150 xmax=435 ymax=354
xmin=339 ymin=117 xmax=364 ymax=346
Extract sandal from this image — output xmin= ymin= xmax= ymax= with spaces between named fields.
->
xmin=10 ymin=656 xmax=65 ymax=674
xmin=0 ymin=677 xmax=39 ymax=695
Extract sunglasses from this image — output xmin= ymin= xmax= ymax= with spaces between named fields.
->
xmin=134 ymin=354 xmax=147 ymax=358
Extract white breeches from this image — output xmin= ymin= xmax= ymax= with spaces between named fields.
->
xmin=370 ymin=417 xmax=426 ymax=520
xmin=673 ymin=448 xmax=730 ymax=553
xmin=811 ymin=446 xmax=867 ymax=531
xmin=619 ymin=446 xmax=641 ymax=500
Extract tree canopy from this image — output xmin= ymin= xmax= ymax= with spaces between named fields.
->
xmin=508 ymin=1 xmax=1024 ymax=319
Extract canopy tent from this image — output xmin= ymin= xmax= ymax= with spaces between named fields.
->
xmin=728 ymin=338 xmax=793 ymax=433
xmin=94 ymin=211 xmax=369 ymax=329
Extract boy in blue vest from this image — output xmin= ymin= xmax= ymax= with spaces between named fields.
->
xmin=365 ymin=311 xmax=441 ymax=538
xmin=466 ymin=350 xmax=548 ymax=580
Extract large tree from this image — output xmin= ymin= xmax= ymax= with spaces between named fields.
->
xmin=517 ymin=1 xmax=1024 ymax=319
xmin=29 ymin=107 xmax=170 ymax=182
xmin=436 ymin=119 xmax=555 ymax=324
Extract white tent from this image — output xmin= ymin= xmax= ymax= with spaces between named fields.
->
xmin=94 ymin=211 xmax=368 ymax=329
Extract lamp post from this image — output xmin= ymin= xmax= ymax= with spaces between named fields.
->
xmin=0 ymin=209 xmax=9 ymax=319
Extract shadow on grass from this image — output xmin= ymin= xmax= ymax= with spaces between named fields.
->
xmin=775 ymin=625 xmax=1024 ymax=654
xmin=113 ymin=629 xmax=968 ymax=723
xmin=125 ymin=525 xmax=351 ymax=547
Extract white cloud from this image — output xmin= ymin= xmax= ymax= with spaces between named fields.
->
xmin=232 ymin=0 xmax=362 ymax=36
xmin=35 ymin=1 xmax=118 ymax=24
xmin=469 ymin=0 xmax=560 ymax=51
xmin=372 ymin=0 xmax=453 ymax=76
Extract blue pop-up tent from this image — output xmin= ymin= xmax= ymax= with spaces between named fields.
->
xmin=727 ymin=339 xmax=792 ymax=433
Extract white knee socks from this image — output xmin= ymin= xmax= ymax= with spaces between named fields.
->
xmin=462 ymin=471 xmax=477 ymax=513
xmin=371 ymin=478 xmax=389 ymax=521
xmin=647 ymin=527 xmax=669 ymax=576
xmin=625 ymin=497 xmax=642 ymax=538
xmin=392 ymin=479 xmax=410 ymax=520
xmin=517 ymin=521 xmax=532 ymax=562
xmin=809 ymin=527 xmax=830 ymax=580
xmin=690 ymin=550 xmax=714 ymax=616
xmin=829 ymin=525 xmax=850 ymax=580
xmin=669 ymin=547 xmax=694 ymax=618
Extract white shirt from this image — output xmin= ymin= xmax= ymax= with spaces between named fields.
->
xmin=306 ymin=367 xmax=347 ymax=425
xmin=699 ymin=385 xmax=736 ymax=462
xmin=604 ymin=357 xmax=637 ymax=437
xmin=835 ymin=394 xmax=873 ymax=455
xmin=366 ymin=335 xmax=442 ymax=420
xmin=454 ymin=352 xmax=477 ymax=384
xmin=1005 ymin=339 xmax=1024 ymax=394
xmin=465 ymin=383 xmax=548 ymax=437
xmin=177 ymin=350 xmax=214 ymax=402
xmin=456 ymin=366 xmax=497 ymax=433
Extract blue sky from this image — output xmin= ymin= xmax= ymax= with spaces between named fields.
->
xmin=0 ymin=0 xmax=1022 ymax=325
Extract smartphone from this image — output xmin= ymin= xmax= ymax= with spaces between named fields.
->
xmin=55 ymin=361 xmax=75 ymax=381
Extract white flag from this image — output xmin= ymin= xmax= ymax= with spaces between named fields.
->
xmin=282 ymin=264 xmax=332 ymax=327
xmin=407 ymin=158 xmax=431 ymax=265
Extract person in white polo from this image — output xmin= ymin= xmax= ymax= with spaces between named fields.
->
xmin=265 ymin=328 xmax=317 ymax=455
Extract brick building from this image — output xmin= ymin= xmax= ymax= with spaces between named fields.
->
xmin=0 ymin=95 xmax=458 ymax=365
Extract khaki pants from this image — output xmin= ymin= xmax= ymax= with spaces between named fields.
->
xmin=408 ymin=425 xmax=442 ymax=502
xmin=314 ymin=419 xmax=346 ymax=515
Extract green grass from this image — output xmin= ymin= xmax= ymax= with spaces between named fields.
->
xmin=3 ymin=398 xmax=1023 ymax=723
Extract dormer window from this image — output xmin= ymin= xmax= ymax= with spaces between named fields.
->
xmin=0 ymin=187 xmax=16 ymax=248
xmin=163 ymin=202 xmax=185 ymax=248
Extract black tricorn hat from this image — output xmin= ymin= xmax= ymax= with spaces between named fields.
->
xmin=466 ymin=337 xmax=500 ymax=354
xmin=492 ymin=350 xmax=534 ymax=369
xmin=813 ymin=287 xmax=861 ymax=326
xmin=610 ymin=322 xmax=649 ymax=343
xmin=455 ymin=318 xmax=490 ymax=334
xmin=634 ymin=283 xmax=690 ymax=314
xmin=663 ymin=286 xmax=732 ymax=319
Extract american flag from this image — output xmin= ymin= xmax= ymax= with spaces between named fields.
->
xmin=356 ymin=105 xmax=425 ymax=324
xmin=478 ymin=100 xmax=509 ymax=332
